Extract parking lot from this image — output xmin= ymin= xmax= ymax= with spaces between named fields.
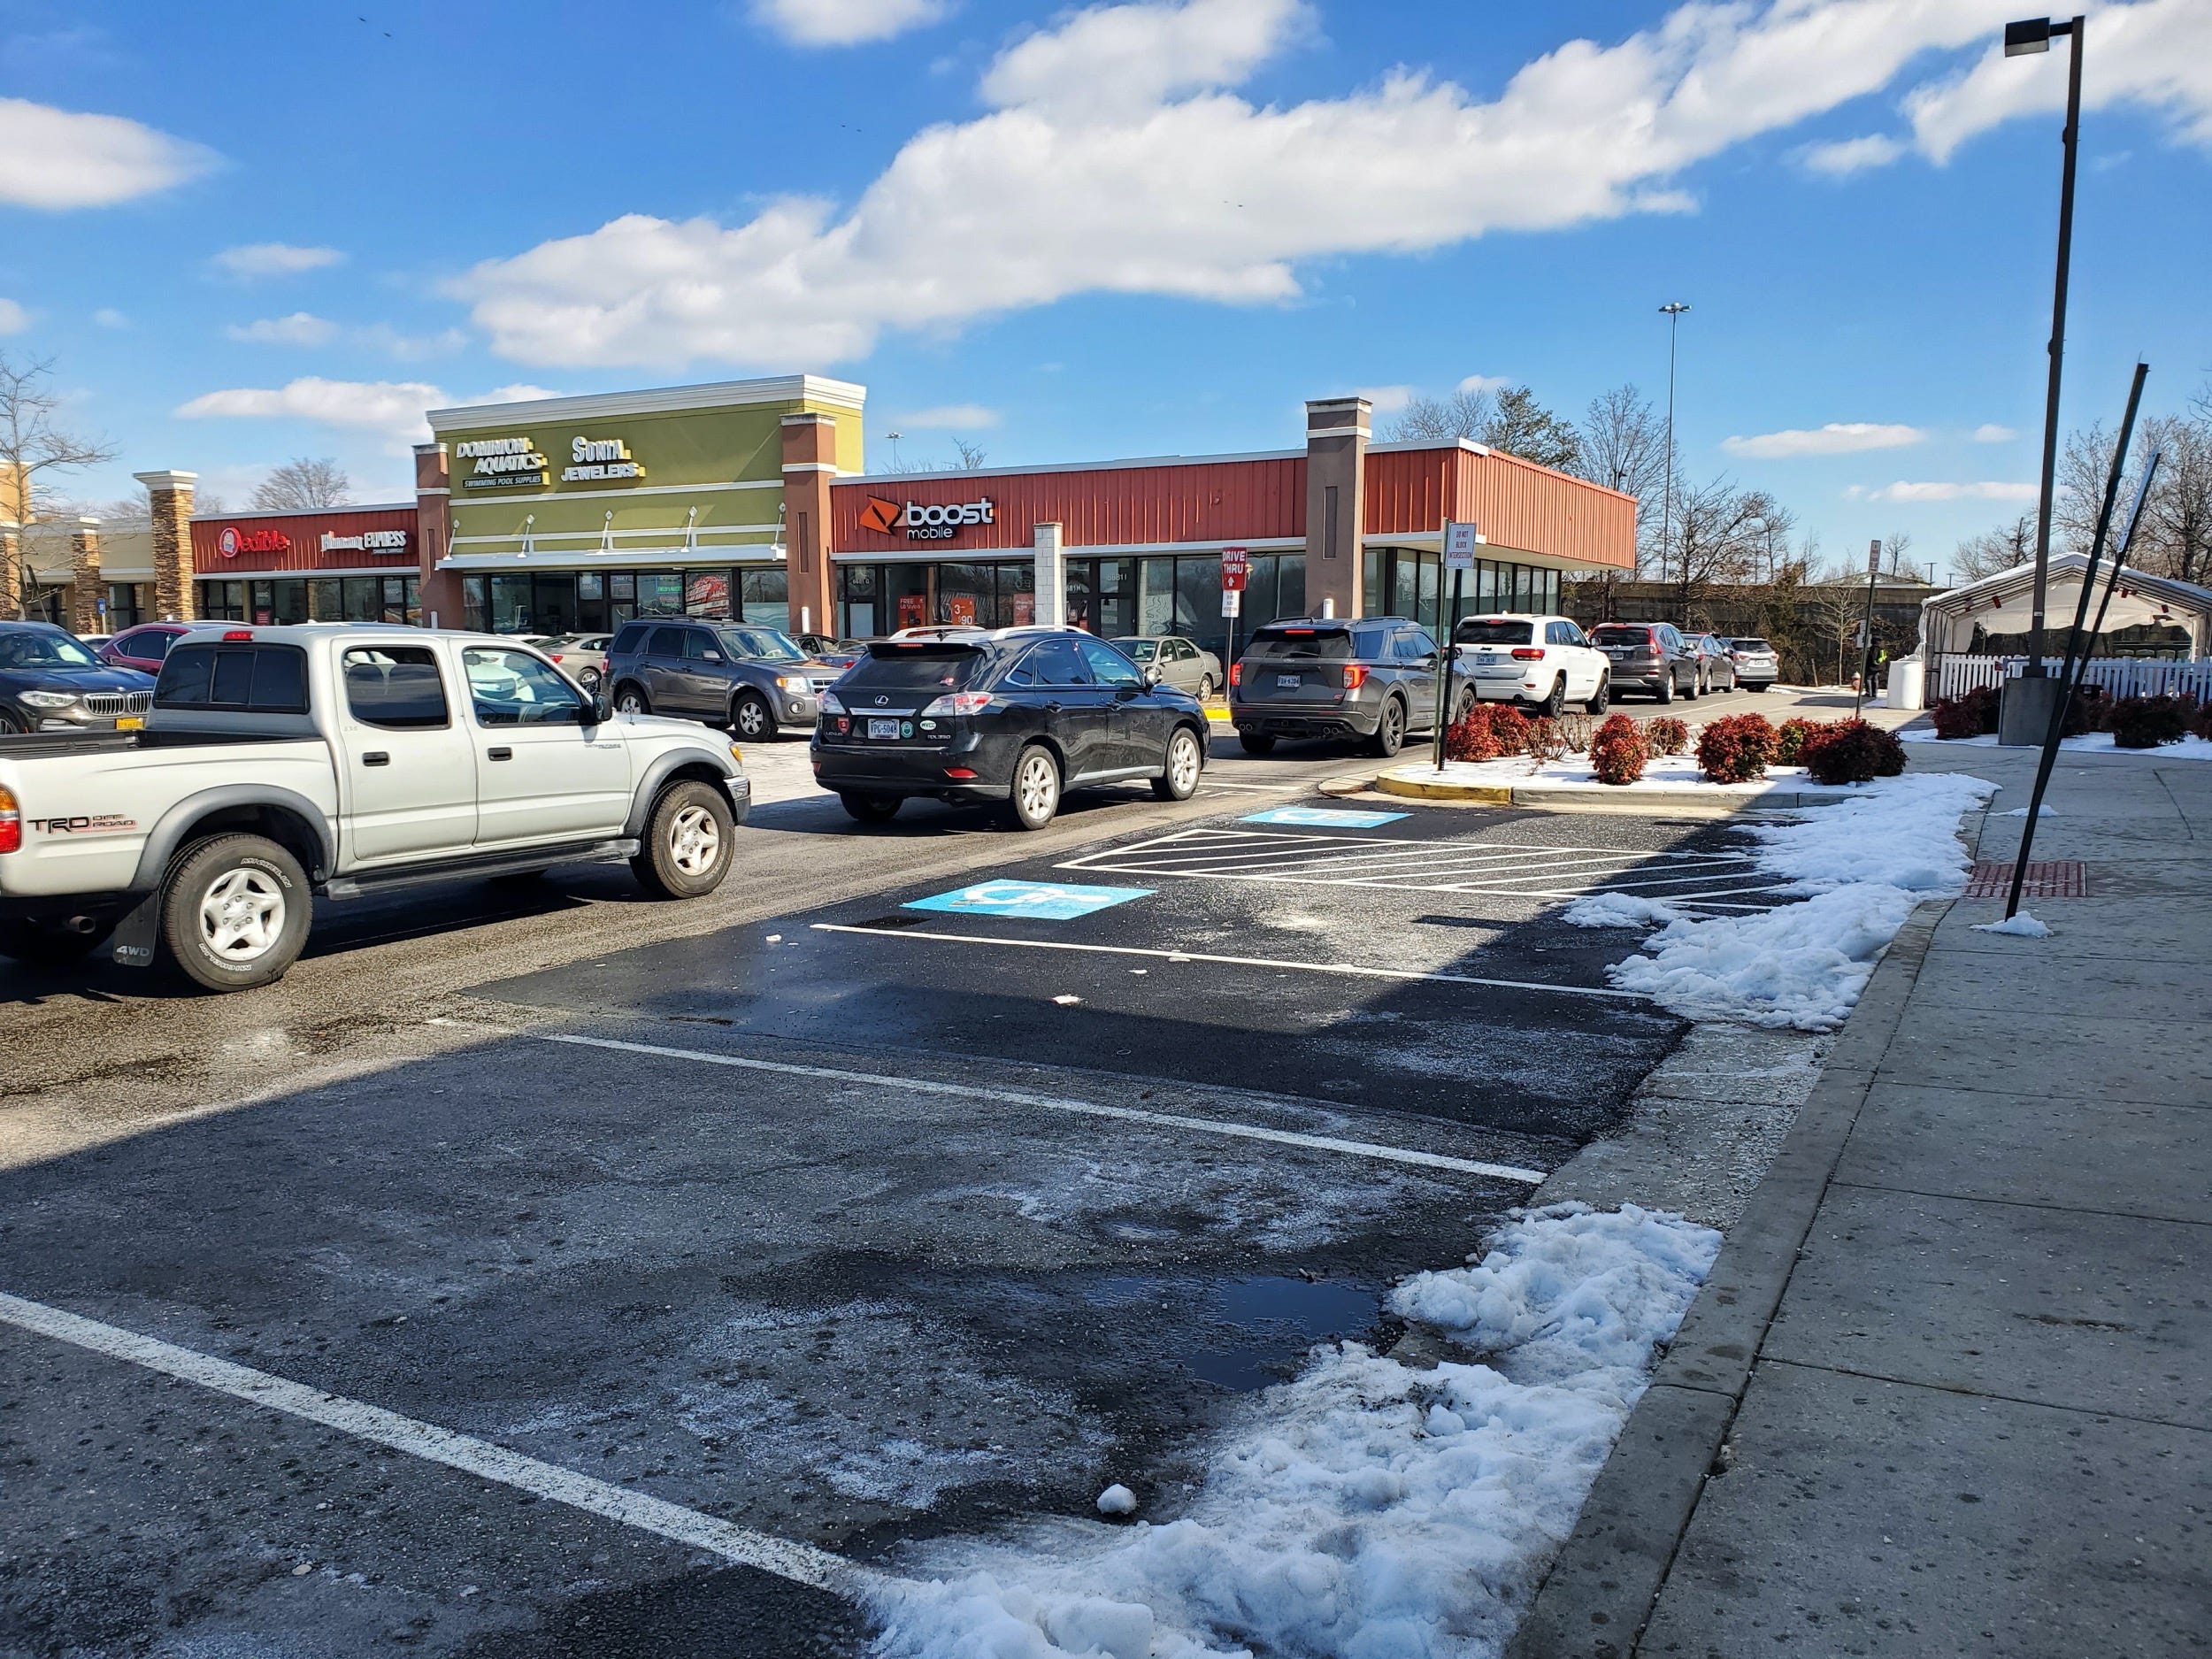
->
xmin=0 ymin=777 xmax=1778 ymax=1655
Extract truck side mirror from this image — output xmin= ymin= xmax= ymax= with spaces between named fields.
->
xmin=588 ymin=687 xmax=612 ymax=724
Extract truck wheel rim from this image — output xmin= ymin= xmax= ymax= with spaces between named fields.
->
xmin=200 ymin=868 xmax=285 ymax=963
xmin=1018 ymin=756 xmax=1057 ymax=818
xmin=1169 ymin=733 xmax=1200 ymax=791
xmin=670 ymin=804 xmax=720 ymax=875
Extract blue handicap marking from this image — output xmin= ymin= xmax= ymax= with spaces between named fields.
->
xmin=1242 ymin=805 xmax=1409 ymax=828
xmin=903 ymin=879 xmax=1154 ymax=920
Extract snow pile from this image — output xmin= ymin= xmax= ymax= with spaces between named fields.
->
xmin=2001 ymin=804 xmax=2058 ymax=818
xmin=872 ymin=1204 xmax=1721 ymax=1659
xmin=1561 ymin=891 xmax=1690 ymax=929
xmin=1580 ymin=772 xmax=1995 ymax=1030
xmin=1973 ymin=911 xmax=2053 ymax=938
xmin=1901 ymin=729 xmax=2212 ymax=763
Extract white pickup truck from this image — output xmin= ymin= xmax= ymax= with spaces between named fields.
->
xmin=0 ymin=625 xmax=750 ymax=990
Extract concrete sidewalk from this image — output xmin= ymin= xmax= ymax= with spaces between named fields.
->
xmin=1513 ymin=738 xmax=2212 ymax=1658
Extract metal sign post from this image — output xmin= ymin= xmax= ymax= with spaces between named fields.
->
xmin=1219 ymin=546 xmax=1248 ymax=696
xmin=1854 ymin=538 xmax=1880 ymax=718
xmin=1432 ymin=521 xmax=1482 ymax=770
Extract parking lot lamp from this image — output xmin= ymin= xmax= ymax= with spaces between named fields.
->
xmin=1659 ymin=303 xmax=1690 ymax=587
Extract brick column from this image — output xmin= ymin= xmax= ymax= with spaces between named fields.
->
xmin=413 ymin=442 xmax=461 ymax=627
xmin=69 ymin=517 xmax=102 ymax=634
xmin=0 ymin=521 xmax=19 ymax=620
xmin=780 ymin=412 xmax=838 ymax=636
xmin=133 ymin=469 xmax=197 ymax=620
xmin=1302 ymin=396 xmax=1371 ymax=620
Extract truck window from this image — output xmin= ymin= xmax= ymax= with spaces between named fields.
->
xmin=342 ymin=647 xmax=450 ymax=729
xmin=1244 ymin=626 xmax=1354 ymax=662
xmin=463 ymin=647 xmax=586 ymax=726
xmin=157 ymin=643 xmax=310 ymax=713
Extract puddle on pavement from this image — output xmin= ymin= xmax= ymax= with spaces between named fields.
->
xmin=1080 ymin=1272 xmax=1382 ymax=1392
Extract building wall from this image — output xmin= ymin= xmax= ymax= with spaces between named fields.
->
xmin=190 ymin=505 xmax=419 ymax=575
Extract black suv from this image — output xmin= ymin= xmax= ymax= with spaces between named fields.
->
xmin=0 ymin=622 xmax=157 ymax=734
xmin=604 ymin=618 xmax=843 ymax=740
xmin=1229 ymin=616 xmax=1471 ymax=756
xmin=812 ymin=628 xmax=1209 ymax=829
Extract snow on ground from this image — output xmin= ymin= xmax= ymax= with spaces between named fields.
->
xmin=1400 ymin=752 xmax=1816 ymax=795
xmin=1973 ymin=911 xmax=2053 ymax=938
xmin=872 ymin=1204 xmax=1721 ymax=1659
xmin=1901 ymin=730 xmax=2212 ymax=761
xmin=1574 ymin=772 xmax=1996 ymax=1030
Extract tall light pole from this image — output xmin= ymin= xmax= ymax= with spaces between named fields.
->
xmin=885 ymin=429 xmax=904 ymax=470
xmin=1659 ymin=302 xmax=1690 ymax=587
xmin=2006 ymin=14 xmax=2084 ymax=687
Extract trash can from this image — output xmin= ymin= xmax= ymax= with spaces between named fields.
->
xmin=1889 ymin=654 xmax=1926 ymax=710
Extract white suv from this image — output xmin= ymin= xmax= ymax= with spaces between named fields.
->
xmin=1451 ymin=613 xmax=1613 ymax=716
xmin=1725 ymin=635 xmax=1779 ymax=691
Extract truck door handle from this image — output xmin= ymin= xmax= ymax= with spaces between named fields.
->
xmin=487 ymin=747 xmax=513 ymax=761
xmin=362 ymin=751 xmax=390 ymax=766
xmin=1045 ymin=701 xmax=1063 ymax=712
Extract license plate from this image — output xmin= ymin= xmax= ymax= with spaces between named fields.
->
xmin=1476 ymin=653 xmax=1498 ymax=664
xmin=1604 ymin=649 xmax=1628 ymax=659
xmin=868 ymin=718 xmax=902 ymax=740
xmin=115 ymin=716 xmax=144 ymax=731
xmin=1276 ymin=673 xmax=1301 ymax=687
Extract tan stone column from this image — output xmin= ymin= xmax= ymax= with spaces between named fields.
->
xmin=1302 ymin=396 xmax=1371 ymax=620
xmin=413 ymin=442 xmax=461 ymax=627
xmin=780 ymin=412 xmax=838 ymax=636
xmin=0 ymin=521 xmax=19 ymax=620
xmin=133 ymin=469 xmax=197 ymax=620
xmin=69 ymin=517 xmax=102 ymax=634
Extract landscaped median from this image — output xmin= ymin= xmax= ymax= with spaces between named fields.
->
xmin=1378 ymin=753 xmax=1866 ymax=810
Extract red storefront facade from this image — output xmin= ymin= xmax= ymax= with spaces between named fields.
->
xmin=189 ymin=503 xmax=424 ymax=626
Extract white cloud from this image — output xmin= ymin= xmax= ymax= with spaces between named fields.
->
xmin=92 ymin=307 xmax=128 ymax=329
xmin=174 ymin=377 xmax=442 ymax=449
xmin=211 ymin=242 xmax=345 ymax=280
xmin=353 ymin=322 xmax=470 ymax=360
xmin=226 ymin=311 xmax=340 ymax=347
xmin=455 ymin=0 xmax=2116 ymax=372
xmin=0 ymin=298 xmax=27 ymax=334
xmin=894 ymin=403 xmax=1001 ymax=428
xmin=1457 ymin=373 xmax=1513 ymax=395
xmin=0 ymin=96 xmax=214 ymax=208
xmin=1724 ymin=421 xmax=1924 ymax=458
xmin=1972 ymin=422 xmax=2016 ymax=442
xmin=1356 ymin=385 xmax=1413 ymax=415
xmin=480 ymin=383 xmax=565 ymax=403
xmin=1866 ymin=479 xmax=2038 ymax=502
xmin=1797 ymin=133 xmax=1903 ymax=175
xmin=749 ymin=0 xmax=947 ymax=47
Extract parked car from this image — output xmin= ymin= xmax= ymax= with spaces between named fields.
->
xmin=0 ymin=622 xmax=157 ymax=735
xmin=98 ymin=623 xmax=196 ymax=678
xmin=1587 ymin=621 xmax=1701 ymax=703
xmin=1111 ymin=635 xmax=1225 ymax=701
xmin=1688 ymin=633 xmax=1738 ymax=695
xmin=1229 ymin=616 xmax=1470 ymax=757
xmin=541 ymin=632 xmax=613 ymax=692
xmin=795 ymin=634 xmax=870 ymax=671
xmin=604 ymin=618 xmax=843 ymax=740
xmin=813 ymin=627 xmax=1207 ymax=830
xmin=1451 ymin=613 xmax=1612 ymax=715
xmin=1724 ymin=635 xmax=1779 ymax=691
xmin=0 ymin=626 xmax=747 ymax=989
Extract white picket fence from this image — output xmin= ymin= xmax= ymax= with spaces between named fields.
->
xmin=1932 ymin=654 xmax=2212 ymax=703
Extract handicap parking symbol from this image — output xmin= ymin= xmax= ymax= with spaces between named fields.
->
xmin=1242 ymin=805 xmax=1408 ymax=828
xmin=904 ymin=879 xmax=1154 ymax=920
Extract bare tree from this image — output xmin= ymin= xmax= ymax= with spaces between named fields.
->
xmin=0 ymin=354 xmax=119 ymax=619
xmin=1575 ymin=383 xmax=1674 ymax=573
xmin=1380 ymin=386 xmax=1495 ymax=444
xmin=952 ymin=438 xmax=989 ymax=472
xmin=1877 ymin=529 xmax=1923 ymax=582
xmin=1664 ymin=474 xmax=1773 ymax=612
xmin=250 ymin=457 xmax=351 ymax=511
xmin=1806 ymin=565 xmax=1867 ymax=686
xmin=2136 ymin=405 xmax=2212 ymax=586
xmin=2055 ymin=419 xmax=2123 ymax=556
xmin=1954 ymin=514 xmax=2033 ymax=581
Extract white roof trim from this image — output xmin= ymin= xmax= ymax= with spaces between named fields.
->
xmin=427 ymin=374 xmax=866 ymax=430
xmin=191 ymin=502 xmax=414 ymax=522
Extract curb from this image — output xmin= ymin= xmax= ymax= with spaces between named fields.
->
xmin=1374 ymin=772 xmax=1862 ymax=810
xmin=1505 ymin=897 xmax=1952 ymax=1659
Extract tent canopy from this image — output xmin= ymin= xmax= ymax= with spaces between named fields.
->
xmin=1916 ymin=552 xmax=2212 ymax=657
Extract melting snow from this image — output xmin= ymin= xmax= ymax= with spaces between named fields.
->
xmin=1972 ymin=911 xmax=2053 ymax=938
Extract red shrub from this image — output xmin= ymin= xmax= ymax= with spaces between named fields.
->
xmin=1928 ymin=684 xmax=2001 ymax=740
xmin=1774 ymin=717 xmax=1823 ymax=765
xmin=2108 ymin=694 xmax=2198 ymax=749
xmin=1588 ymin=713 xmax=1647 ymax=786
xmin=1801 ymin=718 xmax=1907 ymax=784
xmin=1444 ymin=702 xmax=1532 ymax=762
xmin=2062 ymin=683 xmax=2109 ymax=737
xmin=1644 ymin=716 xmax=1690 ymax=757
xmin=2194 ymin=701 xmax=2212 ymax=742
xmin=1696 ymin=713 xmax=1778 ymax=785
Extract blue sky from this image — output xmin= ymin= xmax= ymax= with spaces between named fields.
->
xmin=3 ymin=0 xmax=2208 ymax=576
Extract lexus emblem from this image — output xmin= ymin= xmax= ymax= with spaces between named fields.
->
xmin=874 ymin=695 xmax=889 ymax=706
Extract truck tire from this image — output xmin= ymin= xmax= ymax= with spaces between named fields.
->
xmin=1239 ymin=733 xmax=1277 ymax=757
xmin=161 ymin=833 xmax=311 ymax=992
xmin=631 ymin=780 xmax=735 ymax=899
xmin=1150 ymin=726 xmax=1203 ymax=800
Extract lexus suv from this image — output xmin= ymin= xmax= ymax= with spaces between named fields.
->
xmin=605 ymin=618 xmax=843 ymax=740
xmin=811 ymin=627 xmax=1208 ymax=829
xmin=1229 ymin=616 xmax=1469 ymax=756
xmin=0 ymin=622 xmax=157 ymax=734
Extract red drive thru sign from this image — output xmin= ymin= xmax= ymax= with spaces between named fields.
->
xmin=1220 ymin=546 xmax=1248 ymax=591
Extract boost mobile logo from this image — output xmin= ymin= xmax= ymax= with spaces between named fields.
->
xmin=860 ymin=494 xmax=995 ymax=541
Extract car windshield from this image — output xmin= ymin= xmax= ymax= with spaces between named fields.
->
xmin=841 ymin=644 xmax=982 ymax=691
xmin=1114 ymin=639 xmax=1160 ymax=662
xmin=1732 ymin=638 xmax=1771 ymax=651
xmin=1244 ymin=626 xmax=1353 ymax=662
xmin=1455 ymin=619 xmax=1535 ymax=645
xmin=1591 ymin=626 xmax=1654 ymax=647
xmin=715 ymin=626 xmax=806 ymax=663
xmin=0 ymin=631 xmax=101 ymax=669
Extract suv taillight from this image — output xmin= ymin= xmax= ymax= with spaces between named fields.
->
xmin=0 ymin=786 xmax=18 ymax=855
xmin=1230 ymin=663 xmax=1241 ymax=687
xmin=1510 ymin=647 xmax=1545 ymax=661
xmin=920 ymin=691 xmax=995 ymax=717
xmin=1342 ymin=664 xmax=1369 ymax=691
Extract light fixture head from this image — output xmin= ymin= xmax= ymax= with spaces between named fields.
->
xmin=1659 ymin=301 xmax=1691 ymax=316
xmin=2004 ymin=17 xmax=2053 ymax=54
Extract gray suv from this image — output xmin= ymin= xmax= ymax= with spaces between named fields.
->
xmin=1229 ymin=616 xmax=1471 ymax=757
xmin=605 ymin=618 xmax=842 ymax=739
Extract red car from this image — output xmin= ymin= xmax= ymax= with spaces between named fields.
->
xmin=96 ymin=623 xmax=194 ymax=676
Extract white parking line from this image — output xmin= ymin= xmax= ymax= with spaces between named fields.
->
xmin=0 ymin=1289 xmax=898 ymax=1601
xmin=810 ymin=921 xmax=1644 ymax=1002
xmin=544 ymin=1031 xmax=1551 ymax=1185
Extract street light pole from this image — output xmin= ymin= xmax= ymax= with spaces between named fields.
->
xmin=2008 ymin=14 xmax=2085 ymax=674
xmin=1659 ymin=303 xmax=1689 ymax=588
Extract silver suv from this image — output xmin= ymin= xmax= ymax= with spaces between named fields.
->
xmin=1229 ymin=616 xmax=1471 ymax=757
xmin=605 ymin=618 xmax=843 ymax=740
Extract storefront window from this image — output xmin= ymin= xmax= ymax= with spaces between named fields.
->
xmin=105 ymin=584 xmax=142 ymax=629
xmin=685 ymin=570 xmax=731 ymax=618
xmin=882 ymin=565 xmax=929 ymax=631
xmin=741 ymin=567 xmax=788 ymax=626
xmin=639 ymin=572 xmax=686 ymax=617
xmin=1139 ymin=558 xmax=1175 ymax=636
xmin=462 ymin=577 xmax=489 ymax=634
xmin=839 ymin=564 xmax=879 ymax=639
xmin=196 ymin=580 xmax=249 ymax=621
xmin=1173 ymin=557 xmax=1223 ymax=657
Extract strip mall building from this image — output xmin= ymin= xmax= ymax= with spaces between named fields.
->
xmin=85 ymin=377 xmax=1634 ymax=655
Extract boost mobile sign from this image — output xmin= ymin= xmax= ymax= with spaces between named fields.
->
xmin=861 ymin=494 xmax=996 ymax=542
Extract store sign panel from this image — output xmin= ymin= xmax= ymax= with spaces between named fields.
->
xmin=860 ymin=494 xmax=997 ymax=543
xmin=320 ymin=529 xmax=411 ymax=555
xmin=562 ymin=435 xmax=645 ymax=484
xmin=216 ymin=526 xmax=291 ymax=558
xmin=457 ymin=435 xmax=549 ymax=490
